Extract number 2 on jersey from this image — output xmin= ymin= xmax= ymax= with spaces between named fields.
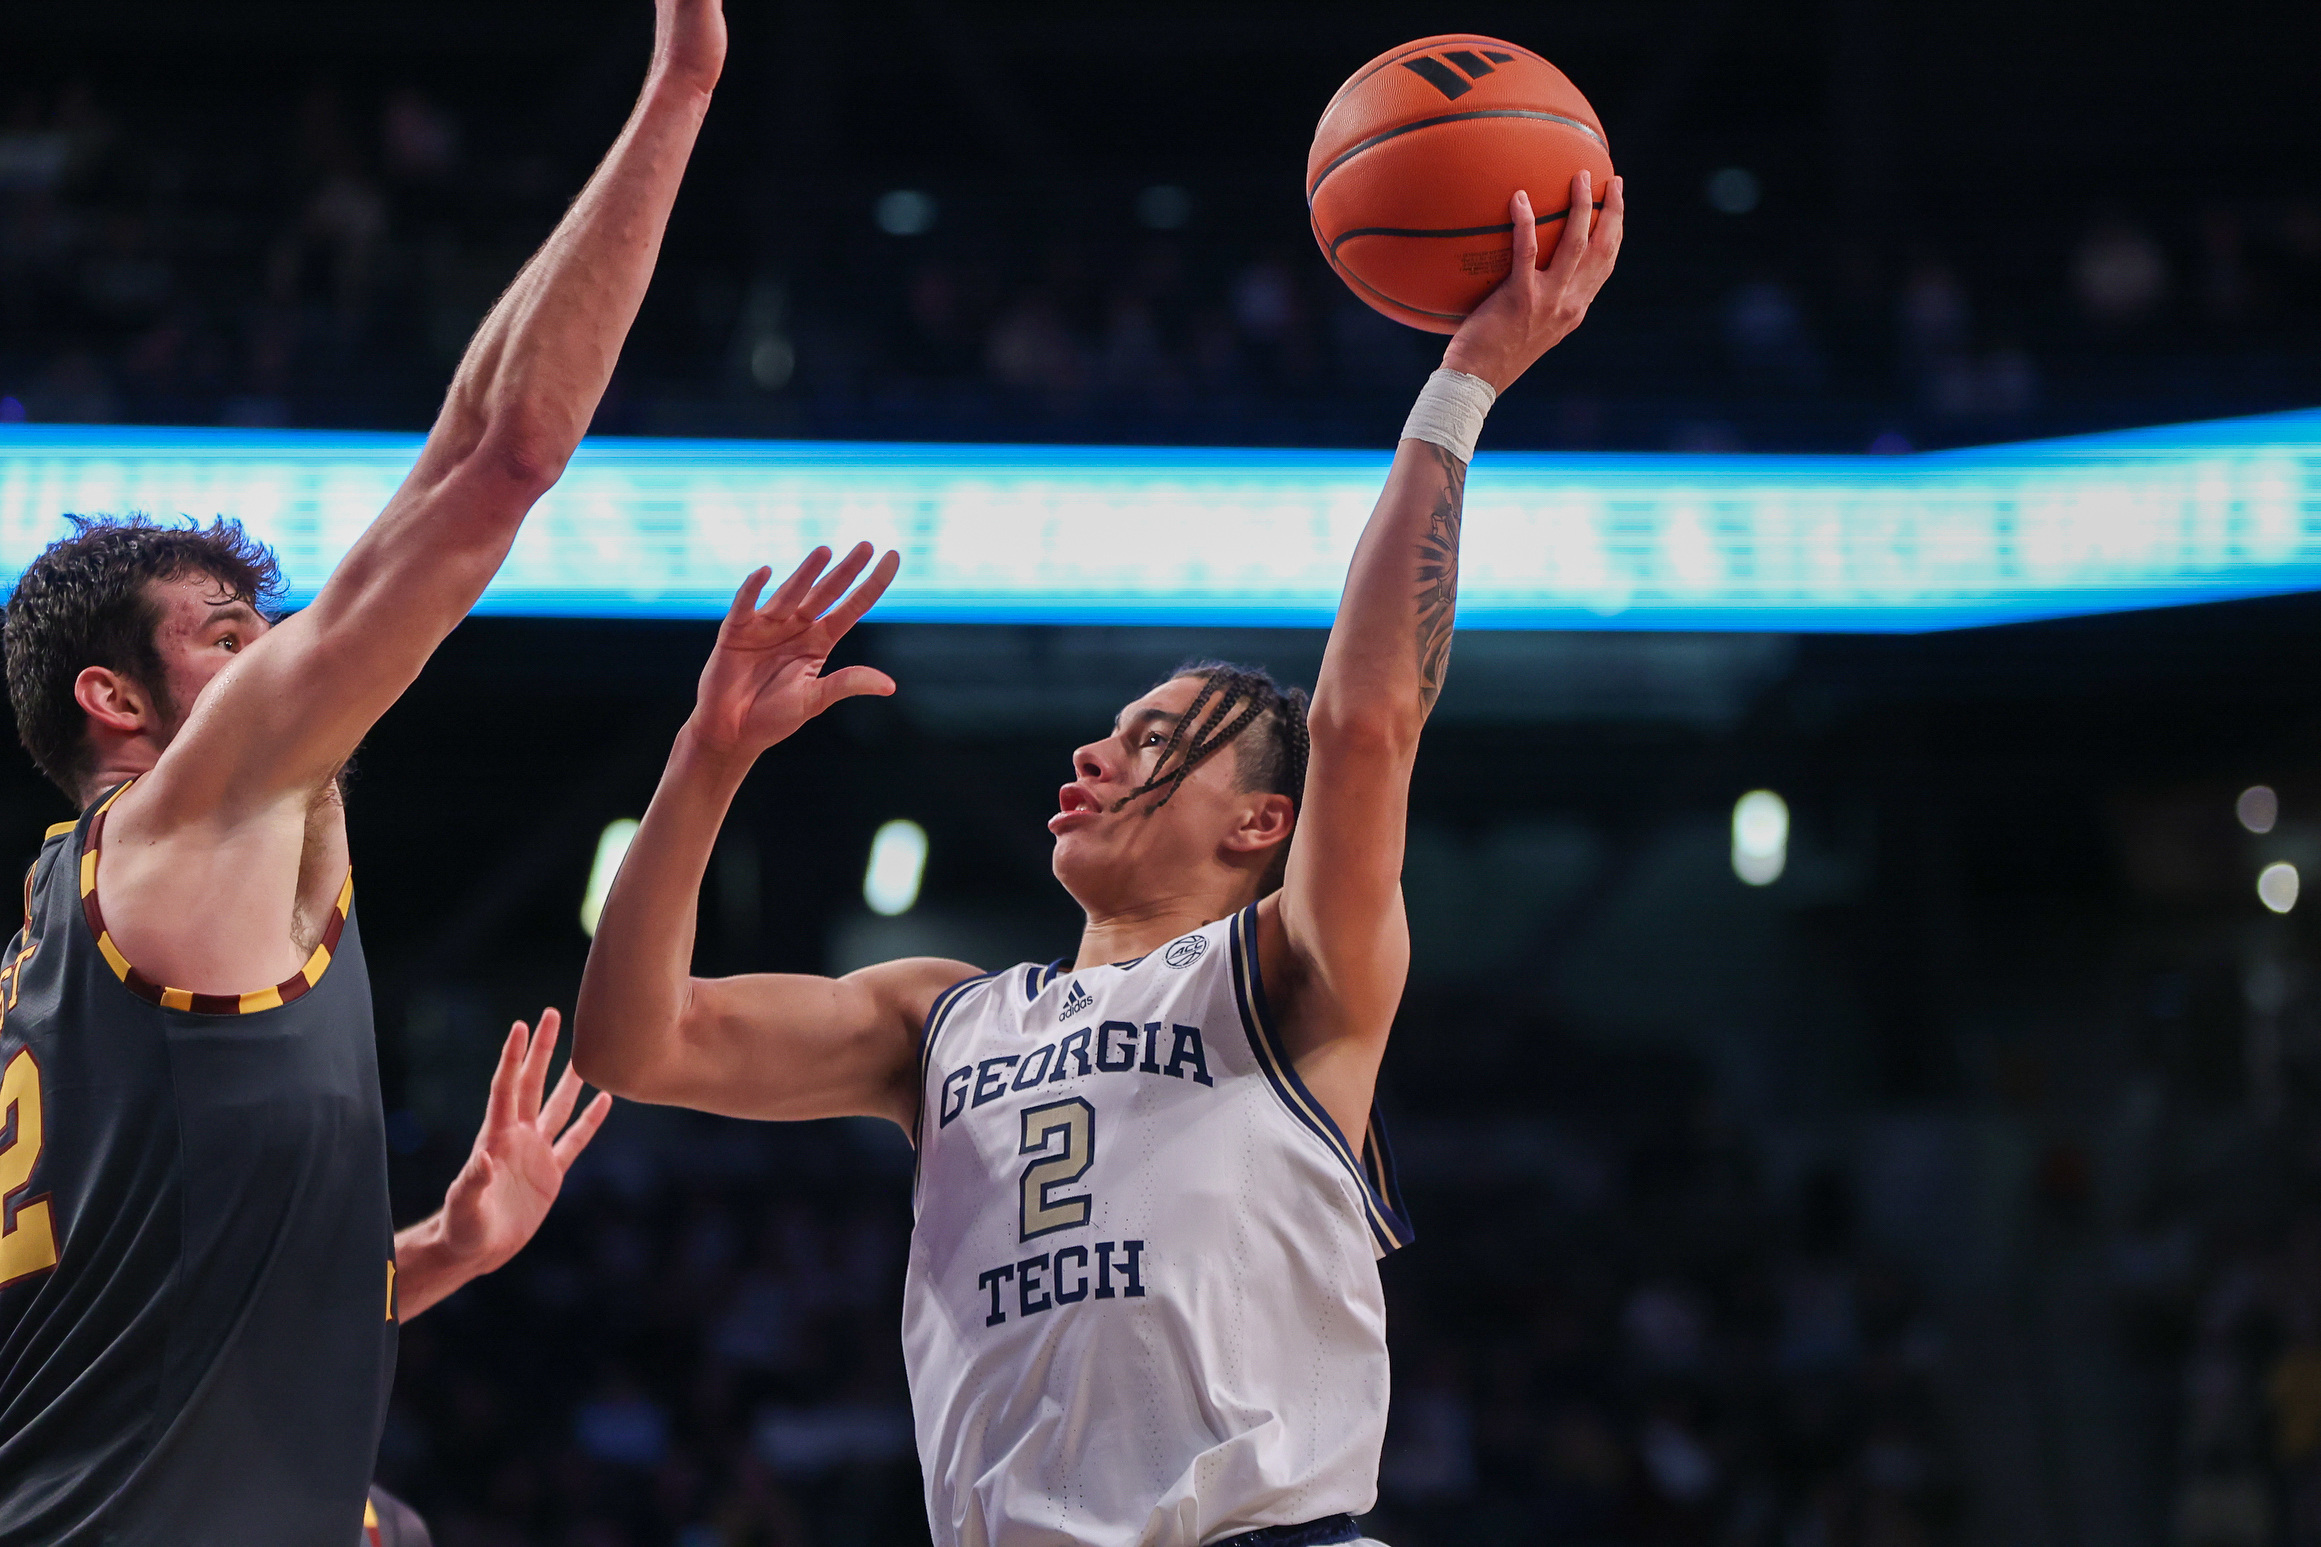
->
xmin=1019 ymin=1097 xmax=1095 ymax=1241
xmin=0 ymin=1047 xmax=59 ymax=1287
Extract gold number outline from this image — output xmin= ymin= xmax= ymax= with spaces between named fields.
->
xmin=1017 ymin=1097 xmax=1095 ymax=1242
xmin=0 ymin=1046 xmax=60 ymax=1288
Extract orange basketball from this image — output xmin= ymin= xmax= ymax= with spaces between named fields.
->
xmin=1307 ymin=36 xmax=1614 ymax=333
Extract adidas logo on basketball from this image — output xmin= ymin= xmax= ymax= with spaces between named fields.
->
xmin=1399 ymin=46 xmax=1516 ymax=101
xmin=1058 ymin=980 xmax=1093 ymax=1021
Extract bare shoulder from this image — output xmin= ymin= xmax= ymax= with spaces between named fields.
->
xmin=840 ymin=955 xmax=988 ymax=1038
xmin=94 ymin=771 xmax=346 ymax=997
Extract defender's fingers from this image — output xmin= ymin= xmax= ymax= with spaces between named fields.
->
xmin=1509 ymin=188 xmax=1539 ymax=275
xmin=824 ymin=549 xmax=902 ymax=639
xmin=552 ymin=1090 xmax=615 ymax=1168
xmin=538 ymin=1060 xmax=585 ymax=1137
xmin=764 ymin=546 xmax=833 ymax=617
xmin=802 ymin=541 xmax=876 ymax=619
xmin=1543 ymin=171 xmax=1593 ymax=283
xmin=518 ymin=1007 xmax=560 ymax=1114
xmin=482 ymin=1021 xmax=527 ymax=1133
xmin=814 ymin=665 xmax=898 ymax=712
xmin=725 ymin=566 xmax=772 ymax=624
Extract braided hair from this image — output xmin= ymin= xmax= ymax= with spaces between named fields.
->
xmin=1113 ymin=660 xmax=1311 ymax=890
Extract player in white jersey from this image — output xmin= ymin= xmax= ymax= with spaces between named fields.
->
xmin=573 ymin=172 xmax=1624 ymax=1547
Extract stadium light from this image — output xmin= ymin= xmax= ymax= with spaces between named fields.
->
xmin=4 ymin=409 xmax=2319 ymax=630
xmin=1732 ymin=790 xmax=1788 ymax=886
xmin=2259 ymin=861 xmax=2300 ymax=914
xmin=580 ymin=819 xmax=640 ymax=938
xmin=864 ymin=820 xmax=928 ymax=917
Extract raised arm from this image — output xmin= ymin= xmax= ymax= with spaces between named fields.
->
xmin=142 ymin=0 xmax=728 ymax=824
xmin=572 ymin=546 xmax=976 ymax=1130
xmin=1262 ymin=174 xmax=1625 ymax=1133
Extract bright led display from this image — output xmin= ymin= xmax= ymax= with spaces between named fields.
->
xmin=3 ymin=410 xmax=2317 ymax=631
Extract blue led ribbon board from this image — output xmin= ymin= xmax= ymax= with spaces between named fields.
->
xmin=1 ymin=411 xmax=2317 ymax=631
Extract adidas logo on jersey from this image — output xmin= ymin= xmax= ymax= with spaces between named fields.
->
xmin=1057 ymin=980 xmax=1093 ymax=1021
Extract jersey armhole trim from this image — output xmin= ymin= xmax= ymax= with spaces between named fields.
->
xmin=77 ymin=779 xmax=355 ymax=1017
xmin=1228 ymin=904 xmax=1415 ymax=1254
xmin=910 ymin=969 xmax=1000 ymax=1202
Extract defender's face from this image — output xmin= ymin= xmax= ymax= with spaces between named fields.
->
xmin=141 ymin=573 xmax=270 ymax=741
xmin=1050 ymin=675 xmax=1256 ymax=908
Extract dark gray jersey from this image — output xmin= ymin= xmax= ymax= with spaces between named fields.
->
xmin=0 ymin=782 xmax=396 ymax=1544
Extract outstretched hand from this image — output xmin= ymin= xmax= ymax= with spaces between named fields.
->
xmin=437 ymin=1009 xmax=612 ymax=1278
xmin=691 ymin=542 xmax=902 ymax=759
xmin=1441 ymin=170 xmax=1626 ymax=394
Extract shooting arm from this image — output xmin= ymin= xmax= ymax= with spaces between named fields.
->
xmin=1261 ymin=438 xmax=1459 ymax=1059
xmin=1269 ymin=177 xmax=1624 ymax=1076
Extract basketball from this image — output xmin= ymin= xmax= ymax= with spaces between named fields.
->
xmin=1307 ymin=35 xmax=1615 ymax=333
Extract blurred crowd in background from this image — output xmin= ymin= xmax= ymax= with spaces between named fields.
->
xmin=2141 ymin=1069 xmax=2321 ymax=1547
xmin=6 ymin=76 xmax=2321 ymax=454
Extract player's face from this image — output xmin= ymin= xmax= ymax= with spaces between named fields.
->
xmin=1050 ymin=675 xmax=1261 ymax=909
xmin=141 ymin=572 xmax=271 ymax=744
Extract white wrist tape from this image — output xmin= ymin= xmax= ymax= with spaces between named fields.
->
xmin=1400 ymin=368 xmax=1498 ymax=464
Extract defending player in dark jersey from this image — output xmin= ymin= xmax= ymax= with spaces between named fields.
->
xmin=572 ymin=175 xmax=1623 ymax=1547
xmin=366 ymin=1485 xmax=435 ymax=1547
xmin=0 ymin=1 xmax=729 ymax=1538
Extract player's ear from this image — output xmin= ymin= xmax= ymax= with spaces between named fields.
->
xmin=1224 ymin=792 xmax=1296 ymax=855
xmin=73 ymin=665 xmax=151 ymax=737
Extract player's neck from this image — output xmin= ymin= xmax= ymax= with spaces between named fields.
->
xmin=1073 ymin=885 xmax=1254 ymax=970
xmin=77 ymin=742 xmax=160 ymax=811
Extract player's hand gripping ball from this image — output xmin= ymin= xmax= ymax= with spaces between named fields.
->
xmin=1307 ymin=35 xmax=1614 ymax=333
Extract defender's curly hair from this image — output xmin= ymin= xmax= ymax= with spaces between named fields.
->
xmin=5 ymin=515 xmax=283 ymax=802
xmin=1114 ymin=659 xmax=1311 ymax=890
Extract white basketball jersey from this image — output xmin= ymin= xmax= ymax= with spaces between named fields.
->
xmin=902 ymin=905 xmax=1413 ymax=1547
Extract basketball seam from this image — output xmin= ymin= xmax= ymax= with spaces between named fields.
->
xmin=1306 ymin=109 xmax=1608 ymax=205
xmin=1325 ymin=250 xmax=1468 ymax=324
xmin=1323 ymin=202 xmax=1604 ymax=324
xmin=1325 ymin=200 xmax=1601 ymax=250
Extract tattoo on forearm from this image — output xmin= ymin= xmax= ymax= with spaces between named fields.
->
xmin=1414 ymin=443 xmax=1466 ymax=712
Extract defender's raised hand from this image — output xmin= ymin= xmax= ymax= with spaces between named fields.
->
xmin=691 ymin=543 xmax=902 ymax=757
xmin=393 ymin=1009 xmax=611 ymax=1320
xmin=652 ymin=0 xmax=728 ymax=92
xmin=439 ymin=1010 xmax=610 ymax=1273
xmin=1441 ymin=170 xmax=1626 ymax=394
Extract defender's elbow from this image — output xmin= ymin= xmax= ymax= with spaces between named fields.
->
xmin=477 ymin=423 xmax=571 ymax=500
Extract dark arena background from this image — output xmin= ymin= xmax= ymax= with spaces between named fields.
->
xmin=8 ymin=3 xmax=2321 ymax=1545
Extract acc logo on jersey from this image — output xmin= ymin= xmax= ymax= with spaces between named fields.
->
xmin=1164 ymin=935 xmax=1207 ymax=969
